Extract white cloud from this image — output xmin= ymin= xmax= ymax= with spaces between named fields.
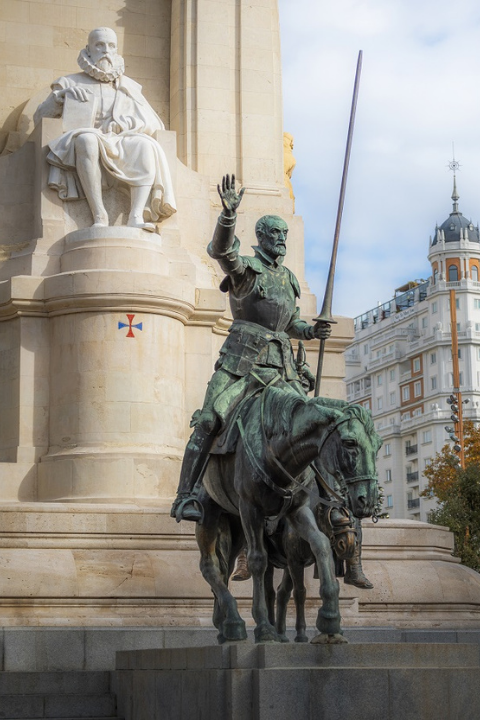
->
xmin=279 ymin=0 xmax=480 ymax=318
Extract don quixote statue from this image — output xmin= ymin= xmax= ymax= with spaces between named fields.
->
xmin=170 ymin=172 xmax=381 ymax=644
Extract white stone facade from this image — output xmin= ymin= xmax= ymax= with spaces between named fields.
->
xmin=345 ymin=185 xmax=480 ymax=521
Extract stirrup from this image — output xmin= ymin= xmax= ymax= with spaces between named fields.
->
xmin=171 ymin=494 xmax=204 ymax=524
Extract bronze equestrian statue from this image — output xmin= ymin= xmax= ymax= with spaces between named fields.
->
xmin=171 ymin=174 xmax=373 ymax=589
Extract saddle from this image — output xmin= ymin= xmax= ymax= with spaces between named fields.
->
xmin=211 ymin=368 xmax=289 ymax=455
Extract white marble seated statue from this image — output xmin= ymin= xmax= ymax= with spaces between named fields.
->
xmin=34 ymin=27 xmax=176 ymax=232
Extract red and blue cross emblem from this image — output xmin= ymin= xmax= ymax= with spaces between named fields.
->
xmin=118 ymin=314 xmax=143 ymax=338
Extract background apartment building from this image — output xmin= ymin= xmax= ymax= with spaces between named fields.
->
xmin=345 ymin=178 xmax=480 ymax=520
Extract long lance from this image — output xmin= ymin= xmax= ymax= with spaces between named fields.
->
xmin=314 ymin=50 xmax=363 ymax=397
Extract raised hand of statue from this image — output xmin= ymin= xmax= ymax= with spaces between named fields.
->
xmin=217 ymin=174 xmax=245 ymax=217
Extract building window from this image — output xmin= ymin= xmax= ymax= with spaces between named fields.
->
xmin=475 ymin=299 xmax=480 ymax=310
xmin=413 ymin=358 xmax=421 ymax=373
xmin=433 ymin=268 xmax=438 ymax=284
xmin=432 ymin=302 xmax=438 ymax=314
xmin=377 ymin=397 xmax=383 ymax=410
xmin=389 ymin=369 xmax=395 ymax=381
xmin=385 ymin=469 xmax=392 ymax=483
xmin=414 ymin=381 xmax=421 ymax=397
xmin=384 ymin=443 xmax=391 ymax=456
xmin=431 ymin=376 xmax=437 ymax=390
xmin=430 ymin=352 xmax=436 ymax=364
xmin=386 ymin=495 xmax=393 ymax=508
xmin=412 ymin=407 xmax=422 ymax=417
xmin=477 ymin=347 xmax=480 ymax=360
xmin=475 ymin=323 xmax=480 ymax=331
xmin=402 ymin=386 xmax=410 ymax=401
xmin=363 ymin=343 xmax=368 ymax=355
xmin=460 ymin=371 xmax=464 ymax=386
xmin=422 ymin=430 xmax=432 ymax=444
xmin=422 ymin=317 xmax=428 ymax=329
xmin=448 ymin=265 xmax=459 ymax=282
xmin=389 ymin=344 xmax=394 ymax=353
xmin=390 ymin=391 xmax=396 ymax=405
xmin=377 ymin=374 xmax=383 ymax=386
xmin=472 ymin=266 xmax=479 ymax=281
xmin=424 ymin=457 xmax=432 ymax=469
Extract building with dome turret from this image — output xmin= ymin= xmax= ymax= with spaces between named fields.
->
xmin=344 ymin=177 xmax=480 ymax=520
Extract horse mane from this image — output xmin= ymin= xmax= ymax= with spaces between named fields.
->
xmin=262 ymin=386 xmax=308 ymax=438
xmin=342 ymin=404 xmax=376 ymax=436
xmin=312 ymin=398 xmax=377 ymax=438
xmin=262 ymin=391 xmax=377 ymax=443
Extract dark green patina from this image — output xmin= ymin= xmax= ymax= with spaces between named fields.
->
xmin=170 ymin=175 xmax=381 ymax=644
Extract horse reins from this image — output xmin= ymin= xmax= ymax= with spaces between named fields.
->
xmin=237 ymin=388 xmax=349 ymax=519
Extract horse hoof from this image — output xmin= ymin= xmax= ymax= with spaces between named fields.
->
xmin=294 ymin=635 xmax=309 ymax=643
xmin=279 ymin=634 xmax=290 ymax=643
xmin=316 ymin=610 xmax=341 ymax=637
xmin=222 ymin=619 xmax=248 ymax=642
xmin=254 ymin=622 xmax=282 ymax=643
xmin=311 ymin=633 xmax=348 ymax=645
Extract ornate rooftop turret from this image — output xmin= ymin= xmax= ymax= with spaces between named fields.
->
xmin=431 ymin=175 xmax=480 ymax=245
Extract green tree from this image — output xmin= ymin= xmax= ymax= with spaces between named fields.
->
xmin=422 ymin=421 xmax=480 ymax=572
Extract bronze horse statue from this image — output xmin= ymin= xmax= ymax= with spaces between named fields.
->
xmin=265 ymin=403 xmax=381 ymax=643
xmin=195 ymin=380 xmax=381 ymax=644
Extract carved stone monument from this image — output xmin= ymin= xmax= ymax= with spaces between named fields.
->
xmin=0 ymin=4 xmax=351 ymax=627
xmin=0 ymin=0 xmax=478 ymax=640
xmin=34 ymin=27 xmax=176 ymax=232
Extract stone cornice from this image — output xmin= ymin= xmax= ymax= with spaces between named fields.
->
xmin=0 ymin=272 xmax=227 ymax=326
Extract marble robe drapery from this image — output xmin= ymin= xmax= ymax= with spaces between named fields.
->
xmin=34 ymin=72 xmax=176 ymax=220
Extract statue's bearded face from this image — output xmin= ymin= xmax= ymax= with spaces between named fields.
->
xmin=258 ymin=219 xmax=289 ymax=260
xmin=88 ymin=29 xmax=118 ymax=71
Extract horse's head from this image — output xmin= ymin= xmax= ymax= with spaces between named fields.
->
xmin=314 ymin=403 xmax=382 ymax=519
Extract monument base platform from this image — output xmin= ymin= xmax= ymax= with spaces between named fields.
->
xmin=0 ymin=505 xmax=479 ymax=630
xmin=114 ymin=642 xmax=480 ymax=720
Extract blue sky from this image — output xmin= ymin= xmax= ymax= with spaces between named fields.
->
xmin=278 ymin=0 xmax=480 ymax=318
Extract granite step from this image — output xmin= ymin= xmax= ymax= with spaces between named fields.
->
xmin=0 ymin=693 xmax=116 ymax=719
xmin=116 ymin=641 xmax=480 ymax=671
xmin=0 ymin=671 xmax=119 ymax=720
xmin=0 ymin=672 xmax=111 ymax=695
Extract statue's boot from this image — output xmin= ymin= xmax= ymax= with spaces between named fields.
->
xmin=170 ymin=426 xmax=215 ymax=523
xmin=344 ymin=522 xmax=373 ymax=589
xmin=230 ymin=548 xmax=251 ymax=581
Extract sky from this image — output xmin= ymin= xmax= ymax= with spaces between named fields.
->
xmin=278 ymin=0 xmax=480 ymax=319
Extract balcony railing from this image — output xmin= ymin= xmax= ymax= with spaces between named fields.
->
xmin=407 ymin=498 xmax=420 ymax=509
xmin=406 ymin=471 xmax=419 ymax=483
xmin=405 ymin=445 xmax=418 ymax=456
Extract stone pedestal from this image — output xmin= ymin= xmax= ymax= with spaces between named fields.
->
xmin=114 ymin=643 xmax=480 ymax=720
xmin=0 ymin=509 xmax=478 ymax=629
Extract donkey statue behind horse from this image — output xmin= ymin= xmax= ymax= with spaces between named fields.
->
xmin=264 ymin=403 xmax=381 ymax=642
xmin=195 ymin=379 xmax=381 ymax=644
